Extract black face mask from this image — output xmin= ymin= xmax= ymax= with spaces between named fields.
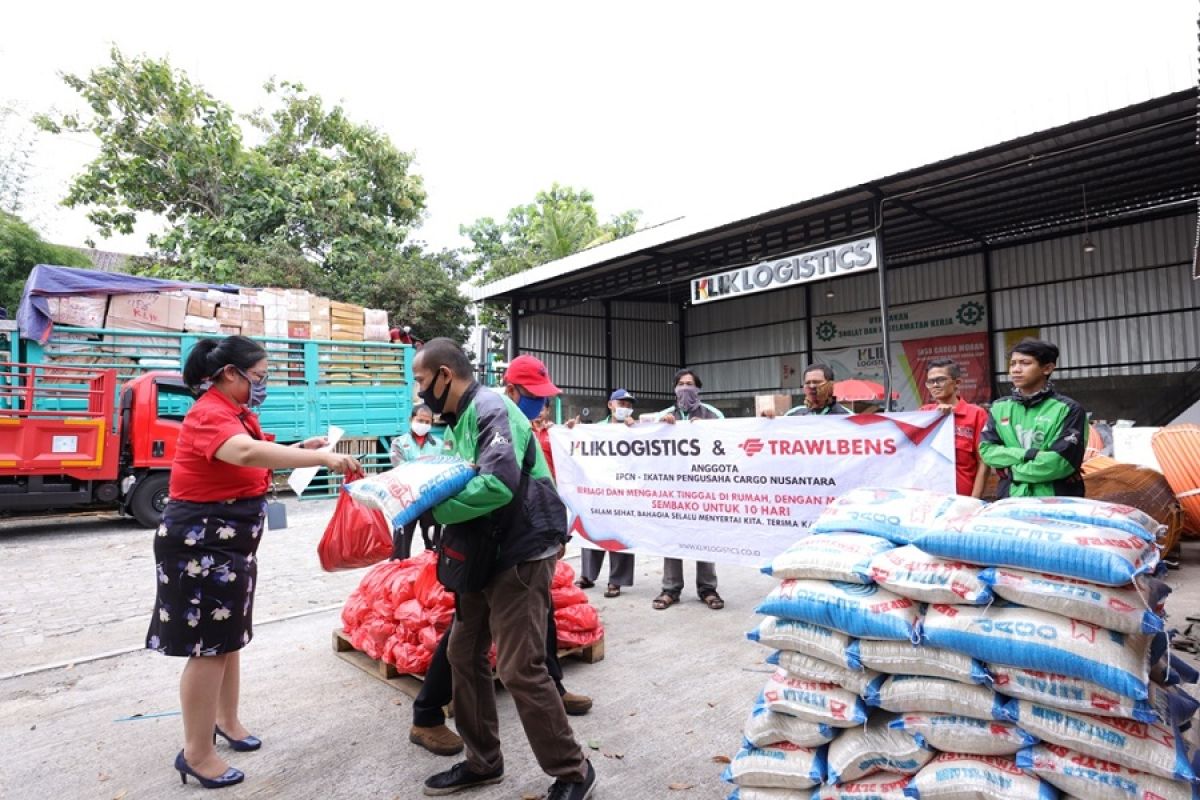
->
xmin=419 ymin=368 xmax=453 ymax=418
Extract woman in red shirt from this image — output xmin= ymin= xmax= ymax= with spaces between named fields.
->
xmin=919 ymin=357 xmax=990 ymax=498
xmin=146 ymin=336 xmax=359 ymax=789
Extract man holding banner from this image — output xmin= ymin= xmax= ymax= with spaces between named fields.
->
xmin=576 ymin=389 xmax=638 ymax=598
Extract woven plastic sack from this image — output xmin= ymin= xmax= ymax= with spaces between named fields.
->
xmin=826 ymin=712 xmax=932 ymax=783
xmin=728 ymin=787 xmax=811 ymax=800
xmin=756 ymin=580 xmax=921 ymax=642
xmin=867 ymin=545 xmax=991 ymax=605
xmin=722 ymin=742 xmax=828 ymax=790
xmin=748 ymin=617 xmax=856 ymax=669
xmin=914 ymin=516 xmax=1159 ymax=586
xmin=988 ymin=665 xmax=1171 ymax=724
xmin=318 ymin=472 xmax=394 ymax=571
xmin=762 ymin=668 xmax=870 ymax=728
xmin=922 ymin=603 xmax=1153 ymax=700
xmin=769 ymin=650 xmax=884 ymax=697
xmin=888 ymin=713 xmax=1036 ymax=756
xmin=763 ymin=533 xmax=895 ymax=583
xmin=976 ymin=496 xmax=1164 ymax=542
xmin=979 ymin=567 xmax=1167 ymax=634
xmin=1017 ymin=743 xmax=1200 ymax=800
xmin=343 ymin=455 xmax=475 ymax=527
xmin=865 ymin=675 xmax=1012 ymax=721
xmin=1008 ymin=699 xmax=1197 ymax=781
xmin=847 ymin=640 xmax=990 ymax=685
xmin=745 ymin=696 xmax=837 ymax=748
xmin=811 ymin=487 xmax=984 ymax=545
xmin=904 ymin=754 xmax=1056 ymax=800
xmin=812 ymin=773 xmax=911 ymax=800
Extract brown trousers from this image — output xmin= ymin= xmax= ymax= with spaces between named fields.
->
xmin=448 ymin=556 xmax=587 ymax=781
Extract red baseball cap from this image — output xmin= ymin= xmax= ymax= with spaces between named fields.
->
xmin=503 ymin=355 xmax=561 ymax=397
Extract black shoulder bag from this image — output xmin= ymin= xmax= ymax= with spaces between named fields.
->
xmin=436 ymin=435 xmax=536 ymax=593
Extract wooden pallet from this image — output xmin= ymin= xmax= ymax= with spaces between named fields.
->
xmin=332 ymin=627 xmax=605 ymax=697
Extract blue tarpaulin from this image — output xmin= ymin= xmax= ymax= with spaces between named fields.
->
xmin=17 ymin=265 xmax=231 ymax=343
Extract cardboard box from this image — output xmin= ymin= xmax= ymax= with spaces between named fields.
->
xmin=364 ymin=308 xmax=389 ymax=327
xmin=106 ymin=292 xmax=188 ymax=331
xmin=287 ymin=321 xmax=312 ymax=339
xmin=212 ymin=291 xmax=242 ymax=308
xmin=755 ymin=394 xmax=793 ymax=417
xmin=284 ymin=289 xmax=311 ymax=311
xmin=215 ymin=307 xmax=242 ymax=325
xmin=310 ymin=321 xmax=330 ymax=340
xmin=331 ymin=331 xmax=364 ymax=341
xmin=218 ymin=324 xmax=242 ymax=336
xmin=104 ymin=317 xmax=179 ymax=357
xmin=184 ymin=315 xmax=220 ymax=334
xmin=241 ymin=320 xmax=265 ymax=337
xmin=309 ymin=296 xmax=331 ymax=315
xmin=186 ymin=297 xmax=217 ymax=318
xmin=364 ymin=323 xmax=390 ymax=342
xmin=47 ymin=294 xmax=109 ymax=328
xmin=240 ymin=305 xmax=265 ymax=323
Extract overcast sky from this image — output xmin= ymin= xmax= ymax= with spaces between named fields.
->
xmin=1 ymin=1 xmax=1194 ymax=258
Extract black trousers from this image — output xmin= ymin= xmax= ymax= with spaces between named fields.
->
xmin=412 ymin=602 xmax=566 ymax=727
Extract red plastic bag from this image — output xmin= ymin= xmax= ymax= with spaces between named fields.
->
xmin=556 ymin=603 xmax=604 ymax=648
xmin=318 ymin=472 xmax=393 ymax=571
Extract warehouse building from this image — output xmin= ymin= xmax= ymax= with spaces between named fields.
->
xmin=470 ymin=89 xmax=1199 ymax=424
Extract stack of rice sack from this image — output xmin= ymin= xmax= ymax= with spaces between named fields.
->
xmin=340 ymin=554 xmax=603 ymax=675
xmin=724 ymin=488 xmax=1200 ymax=800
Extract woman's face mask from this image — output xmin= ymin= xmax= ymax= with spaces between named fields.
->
xmin=236 ymin=368 xmax=268 ymax=408
xmin=410 ymin=421 xmax=432 ymax=437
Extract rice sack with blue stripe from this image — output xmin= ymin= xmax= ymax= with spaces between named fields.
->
xmin=1018 ymin=743 xmax=1200 ymax=800
xmin=974 ymin=496 xmax=1164 ymax=542
xmin=722 ymin=742 xmax=828 ymax=790
xmin=979 ymin=568 xmax=1167 ymax=635
xmin=763 ymin=533 xmax=895 ymax=583
xmin=904 ymin=753 xmax=1057 ymax=800
xmin=811 ymin=488 xmax=983 ymax=545
xmin=756 ymin=580 xmax=921 ymax=642
xmin=344 ymin=456 xmax=476 ymax=528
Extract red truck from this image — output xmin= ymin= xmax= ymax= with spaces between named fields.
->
xmin=0 ymin=362 xmax=203 ymax=526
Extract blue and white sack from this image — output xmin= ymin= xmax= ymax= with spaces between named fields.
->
xmin=1007 ymin=699 xmax=1198 ymax=782
xmin=756 ymin=580 xmax=921 ymax=642
xmin=769 ymin=650 xmax=884 ymax=697
xmin=745 ymin=695 xmax=837 ymax=749
xmin=905 ymin=753 xmax=1057 ymax=800
xmin=811 ymin=773 xmax=911 ymax=800
xmin=811 ymin=488 xmax=983 ymax=545
xmin=864 ymin=675 xmax=1012 ymax=722
xmin=988 ymin=664 xmax=1167 ymax=724
xmin=762 ymin=668 xmax=869 ymax=728
xmin=764 ymin=533 xmax=894 ymax=583
xmin=722 ymin=742 xmax=828 ymax=790
xmin=747 ymin=617 xmax=857 ymax=669
xmin=826 ymin=712 xmax=932 ymax=784
xmin=913 ymin=516 xmax=1159 ymax=586
xmin=867 ymin=545 xmax=992 ymax=605
xmin=976 ymin=496 xmax=1164 ymax=543
xmin=921 ymin=603 xmax=1153 ymax=700
xmin=979 ymin=568 xmax=1167 ymax=635
xmin=888 ymin=713 xmax=1036 ymax=756
xmin=728 ymin=788 xmax=806 ymax=800
xmin=343 ymin=456 xmax=475 ymax=527
xmin=847 ymin=640 xmax=991 ymax=685
xmin=1018 ymin=743 xmax=1200 ymax=800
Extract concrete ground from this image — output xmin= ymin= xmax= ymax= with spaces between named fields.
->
xmin=1 ymin=499 xmax=1197 ymax=800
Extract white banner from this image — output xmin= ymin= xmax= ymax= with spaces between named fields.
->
xmin=811 ymin=294 xmax=988 ymax=349
xmin=550 ymin=412 xmax=955 ymax=567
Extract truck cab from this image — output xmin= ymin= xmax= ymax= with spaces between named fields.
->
xmin=117 ymin=372 xmax=195 ymax=526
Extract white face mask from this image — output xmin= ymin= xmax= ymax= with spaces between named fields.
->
xmin=410 ymin=421 xmax=432 ymax=436
xmin=613 ymin=407 xmax=633 ymax=422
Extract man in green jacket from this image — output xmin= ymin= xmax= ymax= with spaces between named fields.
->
xmin=979 ymin=338 xmax=1087 ymax=498
xmin=414 ymin=339 xmax=594 ymax=799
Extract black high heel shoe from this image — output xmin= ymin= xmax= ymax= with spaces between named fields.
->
xmin=214 ymin=726 xmax=262 ymax=752
xmin=174 ymin=750 xmax=244 ymax=789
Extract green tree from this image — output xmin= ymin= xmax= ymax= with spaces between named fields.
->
xmin=35 ymin=48 xmax=426 ymax=286
xmin=353 ymin=244 xmax=472 ymax=344
xmin=0 ymin=211 xmax=92 ymax=313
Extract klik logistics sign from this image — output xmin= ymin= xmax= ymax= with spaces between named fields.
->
xmin=690 ymin=236 xmax=878 ymax=304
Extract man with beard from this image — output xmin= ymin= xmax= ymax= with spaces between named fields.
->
xmin=784 ymin=364 xmax=851 ymax=416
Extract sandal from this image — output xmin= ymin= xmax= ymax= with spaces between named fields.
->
xmin=652 ymin=592 xmax=678 ymax=610
xmin=700 ymin=591 xmax=725 ymax=610
xmin=576 ymin=577 xmax=595 ymax=589
xmin=604 ymin=584 xmax=621 ymax=598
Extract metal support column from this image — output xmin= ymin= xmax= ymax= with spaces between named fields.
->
xmin=874 ymin=202 xmax=895 ymax=411
xmin=603 ymin=300 xmax=614 ymax=394
xmin=981 ymin=246 xmax=1000 ymax=401
xmin=508 ymin=299 xmax=521 ymax=359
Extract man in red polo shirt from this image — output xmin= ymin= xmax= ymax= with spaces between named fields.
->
xmin=920 ymin=358 xmax=990 ymax=498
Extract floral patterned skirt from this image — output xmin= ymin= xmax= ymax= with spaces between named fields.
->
xmin=146 ymin=495 xmax=266 ymax=657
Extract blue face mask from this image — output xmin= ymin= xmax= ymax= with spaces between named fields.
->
xmin=237 ymin=368 xmax=268 ymax=409
xmin=516 ymin=394 xmax=547 ymax=421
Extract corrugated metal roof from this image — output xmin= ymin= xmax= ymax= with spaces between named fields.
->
xmin=472 ymin=88 xmax=1199 ymax=306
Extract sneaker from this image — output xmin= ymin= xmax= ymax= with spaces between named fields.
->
xmin=423 ymin=761 xmax=504 ymax=796
xmin=562 ymin=691 xmax=593 ymax=716
xmin=547 ymin=760 xmax=596 ymax=800
xmin=410 ymin=724 xmax=465 ymax=756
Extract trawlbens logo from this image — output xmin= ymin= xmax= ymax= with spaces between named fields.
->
xmin=739 ymin=438 xmax=766 ymax=456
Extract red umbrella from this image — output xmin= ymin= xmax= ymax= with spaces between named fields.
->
xmin=834 ymin=379 xmax=899 ymax=402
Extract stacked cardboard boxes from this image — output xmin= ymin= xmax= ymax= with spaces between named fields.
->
xmin=330 ymin=301 xmax=366 ymax=341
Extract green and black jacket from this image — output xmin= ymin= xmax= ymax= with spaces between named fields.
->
xmin=432 ymin=383 xmax=568 ymax=569
xmin=978 ymin=382 xmax=1087 ymax=498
